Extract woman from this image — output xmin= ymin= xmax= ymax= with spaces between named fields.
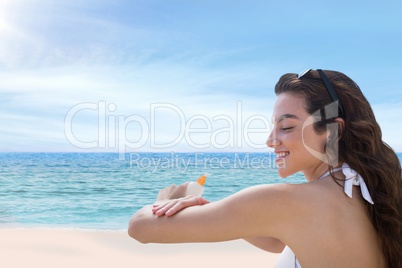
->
xmin=128 ymin=69 xmax=402 ymax=267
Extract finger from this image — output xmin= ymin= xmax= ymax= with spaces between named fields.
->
xmin=154 ymin=200 xmax=180 ymax=217
xmin=152 ymin=200 xmax=174 ymax=213
xmin=153 ymin=195 xmax=210 ymax=213
xmin=198 ymin=197 xmax=210 ymax=205
xmin=165 ymin=197 xmax=200 ymax=217
xmin=152 ymin=202 xmax=168 ymax=213
xmin=153 ymin=192 xmax=188 ymax=214
xmin=153 ymin=194 xmax=185 ymax=211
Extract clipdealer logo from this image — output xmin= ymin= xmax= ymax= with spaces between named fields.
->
xmin=64 ymin=101 xmax=271 ymax=159
xmin=129 ymin=152 xmax=277 ymax=173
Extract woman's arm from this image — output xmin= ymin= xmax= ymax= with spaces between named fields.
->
xmin=128 ymin=183 xmax=301 ymax=244
xmin=151 ymin=186 xmax=285 ymax=253
xmin=243 ymin=237 xmax=285 ymax=253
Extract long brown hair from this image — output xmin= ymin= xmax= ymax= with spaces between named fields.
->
xmin=275 ymin=70 xmax=402 ymax=267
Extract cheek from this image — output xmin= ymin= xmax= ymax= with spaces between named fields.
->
xmin=302 ymin=128 xmax=327 ymax=153
xmin=283 ymin=130 xmax=304 ymax=149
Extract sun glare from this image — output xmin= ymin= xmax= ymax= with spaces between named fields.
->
xmin=0 ymin=0 xmax=39 ymax=41
xmin=0 ymin=0 xmax=13 ymax=34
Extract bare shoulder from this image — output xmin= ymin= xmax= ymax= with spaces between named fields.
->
xmin=227 ymin=180 xmax=347 ymax=218
xmin=234 ymin=182 xmax=324 ymax=208
xmin=221 ymin=183 xmax=307 ymax=213
xmin=223 ymin=183 xmax=316 ymax=233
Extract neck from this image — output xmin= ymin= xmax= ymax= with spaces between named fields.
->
xmin=303 ymin=163 xmax=344 ymax=182
xmin=303 ymin=163 xmax=331 ymax=182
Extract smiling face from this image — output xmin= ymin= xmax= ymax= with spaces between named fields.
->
xmin=267 ymin=93 xmax=329 ymax=181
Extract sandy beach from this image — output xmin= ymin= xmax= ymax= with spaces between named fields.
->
xmin=0 ymin=228 xmax=279 ymax=268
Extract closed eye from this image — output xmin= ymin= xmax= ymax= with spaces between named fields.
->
xmin=281 ymin=127 xmax=294 ymax=132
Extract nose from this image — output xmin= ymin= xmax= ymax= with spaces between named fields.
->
xmin=266 ymin=133 xmax=280 ymax=148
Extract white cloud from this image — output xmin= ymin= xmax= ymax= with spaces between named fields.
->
xmin=0 ymin=57 xmax=277 ymax=152
xmin=1 ymin=0 xmax=400 ymax=153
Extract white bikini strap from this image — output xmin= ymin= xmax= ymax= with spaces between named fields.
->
xmin=318 ymin=167 xmax=342 ymax=180
xmin=341 ymin=163 xmax=374 ymax=204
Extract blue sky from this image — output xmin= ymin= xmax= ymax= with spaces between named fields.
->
xmin=1 ymin=0 xmax=401 ymax=152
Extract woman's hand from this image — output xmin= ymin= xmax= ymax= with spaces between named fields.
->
xmin=152 ymin=196 xmax=210 ymax=217
xmin=155 ymin=182 xmax=189 ymax=202
xmin=153 ymin=182 xmax=210 ymax=217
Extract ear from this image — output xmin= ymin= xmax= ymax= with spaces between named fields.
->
xmin=325 ymin=118 xmax=345 ymax=166
xmin=326 ymin=117 xmax=345 ymax=140
xmin=334 ymin=118 xmax=345 ymax=136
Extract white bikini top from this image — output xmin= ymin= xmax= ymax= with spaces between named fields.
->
xmin=275 ymin=163 xmax=374 ymax=268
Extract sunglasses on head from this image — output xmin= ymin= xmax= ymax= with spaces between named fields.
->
xmin=298 ymin=69 xmax=345 ymax=118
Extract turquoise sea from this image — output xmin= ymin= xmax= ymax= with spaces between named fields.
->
xmin=1 ymin=152 xmax=400 ymax=231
